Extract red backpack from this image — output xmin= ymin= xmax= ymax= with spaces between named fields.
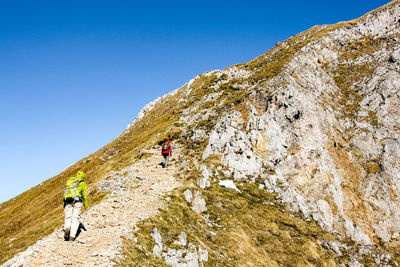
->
xmin=162 ymin=141 xmax=170 ymax=155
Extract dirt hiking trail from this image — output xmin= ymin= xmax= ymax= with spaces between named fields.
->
xmin=4 ymin=146 xmax=182 ymax=267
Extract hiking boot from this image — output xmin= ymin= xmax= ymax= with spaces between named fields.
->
xmin=69 ymin=237 xmax=75 ymax=241
xmin=64 ymin=228 xmax=70 ymax=241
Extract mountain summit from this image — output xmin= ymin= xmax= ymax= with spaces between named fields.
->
xmin=2 ymin=1 xmax=400 ymax=266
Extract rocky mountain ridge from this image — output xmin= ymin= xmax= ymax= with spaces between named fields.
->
xmin=118 ymin=1 xmax=400 ymax=265
xmin=134 ymin=0 xmax=400 ymax=247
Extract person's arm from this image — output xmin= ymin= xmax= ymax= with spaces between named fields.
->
xmin=80 ymin=182 xmax=88 ymax=209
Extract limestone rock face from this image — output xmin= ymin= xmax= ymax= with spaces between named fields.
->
xmin=203 ymin=110 xmax=263 ymax=179
xmin=198 ymin=1 xmax=400 ymax=246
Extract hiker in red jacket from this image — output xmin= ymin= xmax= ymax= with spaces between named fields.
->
xmin=161 ymin=139 xmax=172 ymax=168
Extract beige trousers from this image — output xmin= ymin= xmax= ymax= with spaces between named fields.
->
xmin=64 ymin=202 xmax=82 ymax=238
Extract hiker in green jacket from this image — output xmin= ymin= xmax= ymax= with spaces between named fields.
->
xmin=63 ymin=170 xmax=88 ymax=241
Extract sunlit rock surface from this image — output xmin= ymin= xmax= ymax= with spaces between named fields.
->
xmin=200 ymin=1 xmax=400 ymax=246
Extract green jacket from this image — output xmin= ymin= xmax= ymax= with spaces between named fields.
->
xmin=79 ymin=179 xmax=88 ymax=208
xmin=63 ymin=177 xmax=88 ymax=208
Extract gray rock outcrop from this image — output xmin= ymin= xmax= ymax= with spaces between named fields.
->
xmin=151 ymin=229 xmax=209 ymax=267
xmin=198 ymin=1 xmax=400 ymax=246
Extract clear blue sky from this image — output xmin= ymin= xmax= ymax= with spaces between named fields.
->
xmin=0 ymin=0 xmax=390 ymax=203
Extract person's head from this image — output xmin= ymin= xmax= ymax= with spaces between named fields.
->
xmin=76 ymin=171 xmax=85 ymax=180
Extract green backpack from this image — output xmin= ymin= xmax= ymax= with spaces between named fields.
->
xmin=63 ymin=177 xmax=82 ymax=201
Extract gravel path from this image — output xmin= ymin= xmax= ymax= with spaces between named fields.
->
xmin=3 ymin=147 xmax=182 ymax=267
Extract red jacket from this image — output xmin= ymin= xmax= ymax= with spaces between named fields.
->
xmin=161 ymin=140 xmax=172 ymax=156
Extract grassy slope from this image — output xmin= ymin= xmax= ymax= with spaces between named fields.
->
xmin=119 ymin=181 xmax=341 ymax=266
